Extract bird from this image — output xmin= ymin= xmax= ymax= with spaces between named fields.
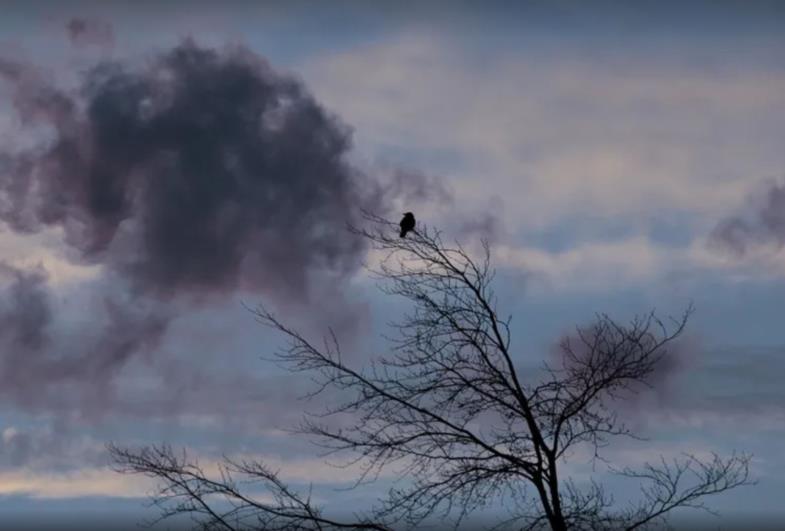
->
xmin=399 ymin=212 xmax=415 ymax=238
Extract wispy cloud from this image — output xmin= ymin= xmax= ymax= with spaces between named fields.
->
xmin=0 ymin=467 xmax=152 ymax=499
xmin=302 ymin=32 xmax=785 ymax=231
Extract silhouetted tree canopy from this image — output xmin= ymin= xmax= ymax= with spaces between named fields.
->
xmin=111 ymin=214 xmax=753 ymax=530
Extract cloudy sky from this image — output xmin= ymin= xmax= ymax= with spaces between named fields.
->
xmin=1 ymin=1 xmax=784 ymax=528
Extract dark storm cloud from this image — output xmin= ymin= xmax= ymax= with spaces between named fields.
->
xmin=710 ymin=182 xmax=785 ymax=256
xmin=0 ymin=41 xmax=380 ymax=301
xmin=0 ymin=38 xmax=448 ymax=416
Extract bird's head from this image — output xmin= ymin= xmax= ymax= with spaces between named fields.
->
xmin=403 ymin=212 xmax=413 ymax=217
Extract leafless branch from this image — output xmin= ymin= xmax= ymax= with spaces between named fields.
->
xmin=110 ymin=214 xmax=753 ymax=530
xmin=108 ymin=443 xmax=390 ymax=531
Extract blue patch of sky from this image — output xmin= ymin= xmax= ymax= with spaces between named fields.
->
xmin=513 ymin=214 xmax=697 ymax=254
xmin=360 ymin=144 xmax=475 ymax=178
xmin=381 ymin=0 xmax=785 ymax=70
xmin=498 ymin=269 xmax=785 ymax=354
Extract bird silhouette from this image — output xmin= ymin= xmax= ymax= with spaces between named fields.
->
xmin=400 ymin=212 xmax=415 ymax=238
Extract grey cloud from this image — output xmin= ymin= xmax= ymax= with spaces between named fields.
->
xmin=0 ymin=37 xmax=450 ymax=419
xmin=0 ymin=262 xmax=307 ymax=428
xmin=0 ymin=42 xmax=373 ymax=300
xmin=457 ymin=195 xmax=504 ymax=242
xmin=0 ymin=263 xmax=169 ymax=415
xmin=710 ymin=181 xmax=785 ymax=256
xmin=0 ymin=422 xmax=107 ymax=472
xmin=361 ymin=164 xmax=500 ymax=245
xmin=377 ymin=166 xmax=453 ymax=211
xmin=0 ymin=39 xmax=450 ymax=303
xmin=0 ymin=263 xmax=52 ymax=366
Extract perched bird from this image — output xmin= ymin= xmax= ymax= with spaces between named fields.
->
xmin=399 ymin=212 xmax=416 ymax=238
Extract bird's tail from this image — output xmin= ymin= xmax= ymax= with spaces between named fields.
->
xmin=400 ymin=229 xmax=406 ymax=238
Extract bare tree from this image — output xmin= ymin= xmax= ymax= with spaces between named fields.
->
xmin=111 ymin=214 xmax=752 ymax=530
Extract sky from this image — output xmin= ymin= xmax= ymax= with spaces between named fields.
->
xmin=0 ymin=1 xmax=784 ymax=528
